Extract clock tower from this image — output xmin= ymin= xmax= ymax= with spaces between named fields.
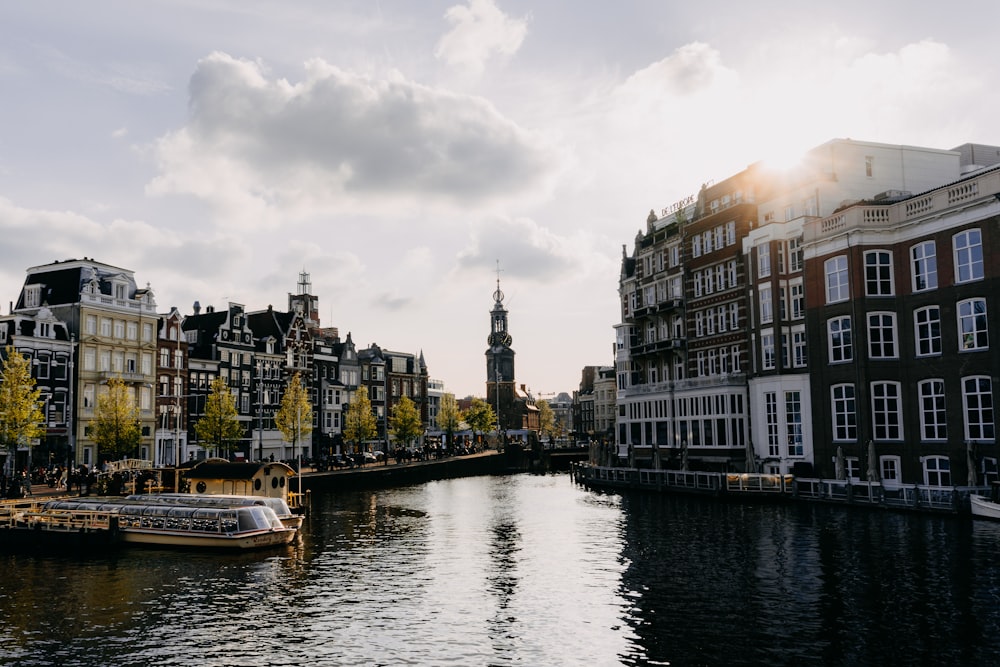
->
xmin=485 ymin=269 xmax=515 ymax=434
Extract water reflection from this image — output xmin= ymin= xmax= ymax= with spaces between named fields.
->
xmin=4 ymin=476 xmax=1000 ymax=666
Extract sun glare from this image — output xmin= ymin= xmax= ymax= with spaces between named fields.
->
xmin=759 ymin=144 xmax=807 ymax=172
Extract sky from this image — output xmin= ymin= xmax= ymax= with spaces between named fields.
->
xmin=2 ymin=0 xmax=999 ymax=399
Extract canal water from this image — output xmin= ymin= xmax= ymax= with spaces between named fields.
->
xmin=2 ymin=473 xmax=1000 ymax=666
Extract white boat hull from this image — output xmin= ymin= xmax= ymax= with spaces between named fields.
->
xmin=119 ymin=526 xmax=296 ymax=549
xmin=970 ymin=494 xmax=1000 ymax=519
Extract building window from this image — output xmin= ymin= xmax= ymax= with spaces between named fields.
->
xmin=923 ymin=456 xmax=951 ymax=487
xmin=918 ymin=379 xmax=947 ymax=441
xmin=761 ymin=332 xmax=775 ymax=370
xmin=127 ymin=322 xmax=138 ymax=340
xmin=871 ymin=381 xmax=902 ymax=441
xmin=725 ymin=222 xmax=736 ymax=246
xmin=789 ymin=237 xmax=803 ymax=272
xmin=114 ymin=320 xmax=125 ymax=339
xmin=692 ymin=236 xmax=702 ymax=258
xmin=791 ymin=329 xmax=807 ymax=367
xmin=914 ymin=306 xmax=942 ymax=356
xmin=785 ymin=391 xmax=803 ymax=456
xmin=831 ymin=384 xmax=856 ymax=441
xmin=867 ymin=313 xmax=897 ymax=359
xmin=825 ymin=256 xmax=849 ymax=303
xmin=881 ymin=457 xmax=901 ymax=487
xmin=24 ymin=286 xmax=40 ymax=308
xmin=911 ymin=241 xmax=937 ymax=291
xmin=86 ymin=315 xmax=97 ymax=335
xmin=759 ymin=286 xmax=773 ymax=324
xmin=757 ymin=244 xmax=771 ymax=278
xmin=963 ymin=376 xmax=995 ymax=441
xmin=865 ymin=155 xmax=874 ymax=178
xmin=160 ymin=349 xmax=170 ymax=367
xmin=954 ymin=229 xmax=984 ymax=283
xmin=101 ymin=318 xmax=112 ymax=337
xmin=958 ymin=298 xmax=989 ymax=351
xmin=765 ymin=392 xmax=779 ymax=457
xmin=864 ymin=250 xmax=893 ymax=296
xmin=827 ymin=317 xmax=852 ymax=363
xmin=790 ymin=282 xmax=804 ymax=320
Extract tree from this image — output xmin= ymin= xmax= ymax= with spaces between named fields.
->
xmin=194 ymin=377 xmax=243 ymax=459
xmin=91 ymin=375 xmax=142 ymax=461
xmin=389 ymin=395 xmax=422 ymax=451
xmin=435 ymin=393 xmax=462 ymax=451
xmin=275 ymin=372 xmax=313 ymax=462
xmin=0 ymin=346 xmax=45 ymax=475
xmin=343 ymin=385 xmax=377 ymax=453
xmin=464 ymin=397 xmax=496 ymax=451
xmin=537 ymin=400 xmax=556 ymax=444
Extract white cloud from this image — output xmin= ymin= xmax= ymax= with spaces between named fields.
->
xmin=455 ymin=215 xmax=615 ymax=282
xmin=435 ymin=0 xmax=528 ymax=75
xmin=147 ymin=52 xmax=556 ymax=227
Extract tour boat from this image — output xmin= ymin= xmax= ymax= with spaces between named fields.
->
xmin=42 ymin=498 xmax=297 ymax=550
xmin=970 ymin=494 xmax=1000 ymax=520
xmin=126 ymin=493 xmax=304 ymax=531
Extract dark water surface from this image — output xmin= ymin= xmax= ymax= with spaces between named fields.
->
xmin=2 ymin=473 xmax=1000 ymax=666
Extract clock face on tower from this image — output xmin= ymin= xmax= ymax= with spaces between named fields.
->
xmin=488 ymin=331 xmax=512 ymax=347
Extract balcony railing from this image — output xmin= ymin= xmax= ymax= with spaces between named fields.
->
xmin=807 ymin=166 xmax=1000 ymax=243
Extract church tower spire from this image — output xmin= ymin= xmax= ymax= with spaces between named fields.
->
xmin=485 ymin=261 xmax=515 ymax=434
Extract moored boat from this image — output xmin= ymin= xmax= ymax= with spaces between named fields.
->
xmin=42 ymin=498 xmax=297 ymax=549
xmin=970 ymin=494 xmax=1000 ymax=520
xmin=126 ymin=493 xmax=304 ymax=530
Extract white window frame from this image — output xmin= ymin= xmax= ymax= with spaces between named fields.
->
xmin=825 ymin=256 xmax=849 ymax=303
xmin=917 ymin=379 xmax=947 ymax=441
xmin=914 ymin=306 xmax=942 ymax=357
xmin=867 ymin=312 xmax=897 ymax=359
xmin=864 ymin=250 xmax=893 ymax=296
xmin=958 ymin=298 xmax=989 ymax=351
xmin=911 ymin=241 xmax=937 ymax=292
xmin=954 ymin=229 xmax=984 ymax=283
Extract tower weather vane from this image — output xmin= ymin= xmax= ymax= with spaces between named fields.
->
xmin=493 ymin=259 xmax=504 ymax=304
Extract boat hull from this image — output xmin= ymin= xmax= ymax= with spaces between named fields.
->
xmin=970 ymin=494 xmax=1000 ymax=519
xmin=118 ymin=526 xmax=296 ymax=549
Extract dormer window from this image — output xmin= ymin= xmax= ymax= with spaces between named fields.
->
xmin=38 ymin=322 xmax=51 ymax=338
xmin=114 ymin=283 xmax=127 ymax=300
xmin=24 ymin=285 xmax=41 ymax=308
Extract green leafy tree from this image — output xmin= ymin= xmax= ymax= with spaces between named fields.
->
xmin=343 ymin=385 xmax=377 ymax=453
xmin=91 ymin=375 xmax=142 ymax=461
xmin=194 ymin=377 xmax=243 ymax=459
xmin=537 ymin=400 xmax=556 ymax=443
xmin=0 ymin=346 xmax=45 ymax=474
xmin=464 ymin=397 xmax=496 ymax=451
xmin=436 ymin=393 xmax=462 ymax=451
xmin=390 ymin=395 xmax=423 ymax=450
xmin=275 ymin=372 xmax=313 ymax=461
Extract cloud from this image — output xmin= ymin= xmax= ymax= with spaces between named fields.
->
xmin=147 ymin=52 xmax=556 ymax=227
xmin=455 ymin=215 xmax=615 ymax=282
xmin=435 ymin=0 xmax=528 ymax=75
xmin=620 ymin=42 xmax=729 ymax=98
